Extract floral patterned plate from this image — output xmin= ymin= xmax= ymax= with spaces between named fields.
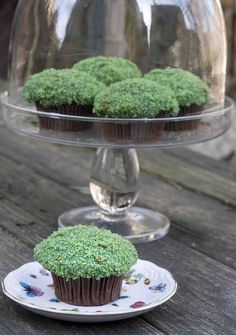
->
xmin=1 ymin=259 xmax=177 ymax=322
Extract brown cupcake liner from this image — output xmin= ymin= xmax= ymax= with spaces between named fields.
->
xmin=52 ymin=274 xmax=123 ymax=306
xmin=35 ymin=103 xmax=93 ymax=132
xmin=165 ymin=105 xmax=202 ymax=132
xmin=102 ymin=112 xmax=168 ymax=144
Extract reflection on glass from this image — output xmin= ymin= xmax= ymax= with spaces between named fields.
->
xmin=54 ymin=0 xmax=77 ymax=46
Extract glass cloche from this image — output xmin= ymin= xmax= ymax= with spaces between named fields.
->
xmin=1 ymin=0 xmax=234 ymax=242
xmin=2 ymin=0 xmax=233 ymax=147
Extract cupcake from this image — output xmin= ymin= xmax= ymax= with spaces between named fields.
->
xmin=34 ymin=225 xmax=138 ymax=306
xmin=73 ymin=56 xmax=142 ymax=86
xmin=93 ymin=78 xmax=179 ymax=143
xmin=144 ymin=67 xmax=210 ymax=131
xmin=22 ymin=68 xmax=106 ymax=131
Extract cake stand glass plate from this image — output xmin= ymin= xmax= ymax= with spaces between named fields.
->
xmin=1 ymin=260 xmax=177 ymax=323
xmin=1 ymin=94 xmax=233 ymax=148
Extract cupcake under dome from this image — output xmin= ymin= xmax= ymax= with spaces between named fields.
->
xmin=1 ymin=0 xmax=233 ymax=148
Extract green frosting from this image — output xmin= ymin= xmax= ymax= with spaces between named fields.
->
xmin=73 ymin=56 xmax=142 ymax=86
xmin=22 ymin=68 xmax=106 ymax=108
xmin=33 ymin=225 xmax=138 ymax=280
xmin=93 ymin=79 xmax=179 ymax=118
xmin=144 ymin=67 xmax=210 ymax=107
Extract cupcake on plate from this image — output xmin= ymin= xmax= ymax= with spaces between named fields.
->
xmin=144 ymin=67 xmax=210 ymax=131
xmin=93 ymin=78 xmax=179 ymax=143
xmin=22 ymin=68 xmax=106 ymax=131
xmin=72 ymin=56 xmax=142 ymax=86
xmin=34 ymin=225 xmax=138 ymax=306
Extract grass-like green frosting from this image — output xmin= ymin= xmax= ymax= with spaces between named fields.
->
xmin=22 ymin=68 xmax=106 ymax=108
xmin=33 ymin=225 xmax=138 ymax=280
xmin=144 ymin=67 xmax=210 ymax=107
xmin=73 ymin=56 xmax=142 ymax=86
xmin=93 ymin=79 xmax=179 ymax=118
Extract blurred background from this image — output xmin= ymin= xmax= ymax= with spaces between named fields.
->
xmin=0 ymin=0 xmax=235 ymax=164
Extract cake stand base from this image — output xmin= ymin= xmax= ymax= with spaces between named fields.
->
xmin=58 ymin=206 xmax=170 ymax=243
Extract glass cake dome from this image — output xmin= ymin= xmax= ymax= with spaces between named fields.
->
xmin=1 ymin=0 xmax=235 ymax=242
xmin=1 ymin=0 xmax=233 ymax=148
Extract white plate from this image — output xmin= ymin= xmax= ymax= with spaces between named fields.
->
xmin=1 ymin=259 xmax=177 ymax=322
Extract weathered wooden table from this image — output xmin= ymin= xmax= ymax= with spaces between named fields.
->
xmin=0 ymin=122 xmax=236 ymax=335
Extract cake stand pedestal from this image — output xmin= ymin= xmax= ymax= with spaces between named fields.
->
xmin=58 ymin=148 xmax=170 ymax=242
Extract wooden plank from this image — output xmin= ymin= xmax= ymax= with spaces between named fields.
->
xmin=139 ymin=239 xmax=236 ymax=335
xmin=0 ymin=126 xmax=93 ymax=187
xmin=1 ymin=127 xmax=236 ymax=208
xmin=138 ymin=172 xmax=236 ymax=269
xmin=1 ymin=124 xmax=236 ymax=335
xmin=164 ymin=148 xmax=236 ymax=180
xmin=139 ymin=149 xmax=236 ymax=207
xmin=0 ymin=131 xmax=236 ymax=271
xmin=0 ymin=131 xmax=235 ymax=333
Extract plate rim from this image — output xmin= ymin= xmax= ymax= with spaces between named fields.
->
xmin=1 ymin=259 xmax=177 ymax=317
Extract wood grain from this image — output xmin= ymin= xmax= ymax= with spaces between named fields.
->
xmin=139 ymin=149 xmax=236 ymax=207
xmin=0 ymin=126 xmax=236 ymax=334
xmin=0 ymin=128 xmax=235 ymax=270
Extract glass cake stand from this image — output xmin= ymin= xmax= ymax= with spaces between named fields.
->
xmin=2 ymin=0 xmax=234 ymax=242
xmin=1 ymin=93 xmax=234 ymax=242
